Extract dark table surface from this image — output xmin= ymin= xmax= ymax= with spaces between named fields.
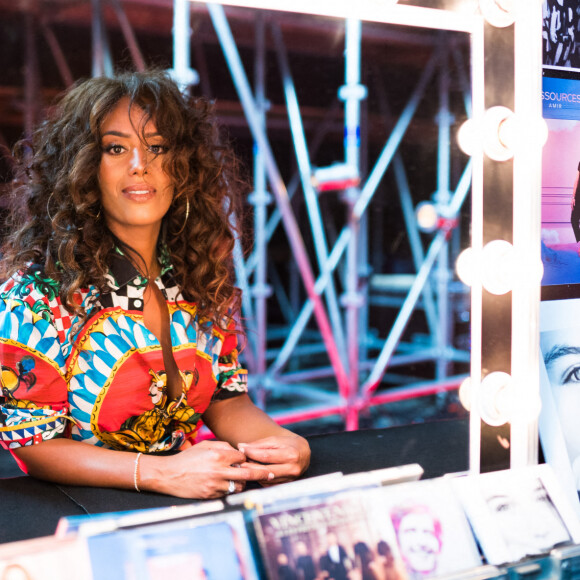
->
xmin=0 ymin=418 xmax=473 ymax=544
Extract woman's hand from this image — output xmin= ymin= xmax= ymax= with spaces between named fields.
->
xmin=140 ymin=440 xmax=274 ymax=499
xmin=238 ymin=434 xmax=311 ymax=486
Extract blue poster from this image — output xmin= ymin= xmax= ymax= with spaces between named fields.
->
xmin=543 ymin=76 xmax=580 ymax=120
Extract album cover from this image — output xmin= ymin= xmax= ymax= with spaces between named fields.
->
xmin=452 ymin=465 xmax=580 ymax=566
xmin=87 ymin=508 xmax=259 ymax=580
xmin=254 ymin=490 xmax=406 ymax=580
xmin=374 ymin=478 xmax=482 ymax=579
xmin=0 ymin=535 xmax=92 ymax=580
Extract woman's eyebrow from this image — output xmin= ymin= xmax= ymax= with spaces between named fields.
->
xmin=102 ymin=130 xmax=129 ymax=138
xmin=485 ymin=493 xmax=510 ymax=503
xmin=101 ymin=131 xmax=162 ymax=138
xmin=543 ymin=345 xmax=580 ymax=367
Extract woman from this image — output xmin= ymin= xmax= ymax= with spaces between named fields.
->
xmin=0 ymin=70 xmax=310 ymax=498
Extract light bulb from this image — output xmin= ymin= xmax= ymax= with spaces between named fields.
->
xmin=458 ymin=376 xmax=472 ymax=411
xmin=479 ymin=0 xmax=515 ymax=28
xmin=483 ymin=106 xmax=515 ymax=162
xmin=456 ymin=247 xmax=474 ymax=287
xmin=415 ymin=201 xmax=438 ymax=233
xmin=498 ymin=115 xmax=549 ymax=154
xmin=479 ymin=371 xmax=514 ymax=427
xmin=457 ymin=119 xmax=479 ymax=157
xmin=482 ymin=239 xmax=514 ymax=295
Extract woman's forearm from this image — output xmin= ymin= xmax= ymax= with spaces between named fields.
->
xmin=12 ymin=436 xmax=275 ymax=499
xmin=202 ymin=394 xmax=300 ymax=446
xmin=13 ymin=438 xmax=140 ymax=490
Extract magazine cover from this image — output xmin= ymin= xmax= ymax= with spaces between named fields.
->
xmin=0 ymin=535 xmax=92 ymax=580
xmin=452 ymin=465 xmax=580 ymax=566
xmin=373 ymin=478 xmax=481 ymax=580
xmin=254 ymin=490 xmax=406 ymax=580
xmin=87 ymin=509 xmax=259 ymax=580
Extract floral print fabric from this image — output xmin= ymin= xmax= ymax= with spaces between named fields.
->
xmin=0 ymin=255 xmax=247 ymax=454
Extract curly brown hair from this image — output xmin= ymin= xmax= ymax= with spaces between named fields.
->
xmin=0 ymin=70 xmax=245 ymax=329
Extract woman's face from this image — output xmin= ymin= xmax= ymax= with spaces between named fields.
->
xmin=98 ymin=97 xmax=173 ymax=242
xmin=541 ymin=327 xmax=580 ymax=464
xmin=483 ymin=477 xmax=570 ymax=558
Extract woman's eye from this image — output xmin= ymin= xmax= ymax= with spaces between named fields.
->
xmin=103 ymin=144 xmax=125 ymax=155
xmin=494 ymin=502 xmax=510 ymax=513
xmin=563 ymin=366 xmax=580 ymax=384
xmin=148 ymin=144 xmax=168 ymax=155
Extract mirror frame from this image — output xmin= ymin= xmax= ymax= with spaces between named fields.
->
xmin=195 ymin=0 xmax=544 ymax=474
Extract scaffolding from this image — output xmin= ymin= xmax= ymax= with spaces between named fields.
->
xmin=204 ymin=4 xmax=472 ymax=430
xmin=0 ymin=0 xmax=473 ymax=431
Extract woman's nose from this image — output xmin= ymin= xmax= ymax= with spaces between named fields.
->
xmin=129 ymin=147 xmax=146 ymax=173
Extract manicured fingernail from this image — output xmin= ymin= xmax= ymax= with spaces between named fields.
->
xmin=268 ymin=472 xmax=275 ymax=480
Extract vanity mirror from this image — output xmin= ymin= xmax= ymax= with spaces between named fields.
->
xmin=0 ymin=0 xmax=543 ymax=476
xmin=182 ymin=0 xmax=542 ymax=476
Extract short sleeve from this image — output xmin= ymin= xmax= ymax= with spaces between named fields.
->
xmin=211 ymin=325 xmax=248 ymax=402
xmin=0 ymin=295 xmax=71 ymax=450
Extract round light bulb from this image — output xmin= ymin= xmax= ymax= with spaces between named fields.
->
xmin=457 ymin=119 xmax=478 ymax=157
xmin=458 ymin=376 xmax=472 ymax=411
xmin=482 ymin=240 xmax=515 ymax=295
xmin=415 ymin=201 xmax=438 ymax=233
xmin=456 ymin=247 xmax=474 ymax=287
xmin=498 ymin=116 xmax=549 ymax=154
xmin=479 ymin=371 xmax=514 ymax=427
xmin=483 ymin=106 xmax=515 ymax=162
xmin=479 ymin=0 xmax=515 ymax=28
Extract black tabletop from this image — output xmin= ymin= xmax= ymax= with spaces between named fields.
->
xmin=0 ymin=418 xmax=472 ymax=544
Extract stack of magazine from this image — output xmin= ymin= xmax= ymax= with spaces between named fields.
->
xmin=1 ymin=463 xmax=580 ymax=580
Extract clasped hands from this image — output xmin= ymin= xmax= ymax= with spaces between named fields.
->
xmin=152 ymin=435 xmax=310 ymax=499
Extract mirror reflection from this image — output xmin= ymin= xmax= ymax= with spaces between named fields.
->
xmin=0 ymin=3 xmax=473 ymax=434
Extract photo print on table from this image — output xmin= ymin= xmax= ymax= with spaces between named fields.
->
xmin=374 ymin=478 xmax=481 ymax=580
xmin=452 ymin=465 xmax=580 ymax=566
xmin=539 ymin=296 xmax=580 ymax=517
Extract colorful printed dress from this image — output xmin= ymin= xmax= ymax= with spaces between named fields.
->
xmin=0 ymin=253 xmax=248 ymax=462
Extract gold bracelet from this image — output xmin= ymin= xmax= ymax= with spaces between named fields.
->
xmin=134 ymin=452 xmax=142 ymax=492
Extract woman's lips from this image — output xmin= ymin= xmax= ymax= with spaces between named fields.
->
xmin=122 ymin=185 xmax=156 ymax=202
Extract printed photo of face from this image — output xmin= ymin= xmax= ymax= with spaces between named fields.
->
xmin=392 ymin=506 xmax=442 ymax=576
xmin=541 ymin=326 xmax=580 ymax=487
xmin=481 ymin=475 xmax=570 ymax=561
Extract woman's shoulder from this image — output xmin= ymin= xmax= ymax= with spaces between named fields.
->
xmin=0 ymin=265 xmax=62 ymax=319
xmin=0 ymin=264 xmax=61 ymax=299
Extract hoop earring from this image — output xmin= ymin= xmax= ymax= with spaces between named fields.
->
xmin=175 ymin=199 xmax=190 ymax=235
xmin=46 ymin=191 xmax=56 ymax=223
